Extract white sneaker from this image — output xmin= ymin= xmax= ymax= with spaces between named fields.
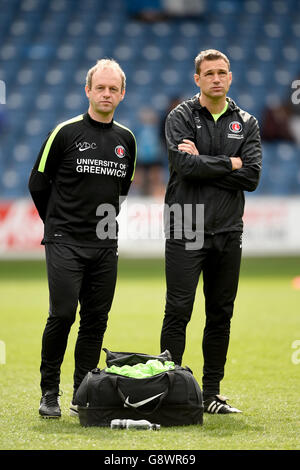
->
xmin=69 ymin=402 xmax=79 ymax=417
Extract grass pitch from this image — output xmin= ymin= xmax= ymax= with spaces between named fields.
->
xmin=0 ymin=256 xmax=299 ymax=451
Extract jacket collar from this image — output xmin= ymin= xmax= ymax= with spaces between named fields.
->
xmin=189 ymin=93 xmax=239 ymax=113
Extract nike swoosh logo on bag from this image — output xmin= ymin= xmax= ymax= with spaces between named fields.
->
xmin=124 ymin=392 xmax=164 ymax=408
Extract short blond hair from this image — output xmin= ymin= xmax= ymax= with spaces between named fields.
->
xmin=85 ymin=59 xmax=126 ymax=91
xmin=195 ymin=49 xmax=230 ymax=75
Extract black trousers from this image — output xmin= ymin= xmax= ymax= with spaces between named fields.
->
xmin=160 ymin=232 xmax=242 ymax=400
xmin=40 ymin=243 xmax=118 ymax=396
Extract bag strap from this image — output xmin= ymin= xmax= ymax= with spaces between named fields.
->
xmin=107 ymin=371 xmax=174 ymax=416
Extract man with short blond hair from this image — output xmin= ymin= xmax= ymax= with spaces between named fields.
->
xmin=85 ymin=58 xmax=126 ymax=92
xmin=29 ymin=59 xmax=137 ymax=418
xmin=160 ymin=49 xmax=262 ymax=414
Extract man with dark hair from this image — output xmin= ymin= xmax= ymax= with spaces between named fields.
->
xmin=194 ymin=49 xmax=231 ymax=75
xmin=160 ymin=49 xmax=262 ymax=414
xmin=29 ymin=59 xmax=137 ymax=418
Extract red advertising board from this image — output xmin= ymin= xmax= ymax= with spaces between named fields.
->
xmin=0 ymin=199 xmax=44 ymax=257
xmin=1 ymin=197 xmax=300 ymax=257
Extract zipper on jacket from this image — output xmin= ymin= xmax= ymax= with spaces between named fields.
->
xmin=209 ymin=111 xmax=231 ymax=235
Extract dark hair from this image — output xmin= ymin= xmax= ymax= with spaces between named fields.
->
xmin=195 ymin=49 xmax=230 ymax=75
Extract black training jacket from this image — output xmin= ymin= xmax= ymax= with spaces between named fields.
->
xmin=28 ymin=112 xmax=137 ymax=247
xmin=164 ymin=94 xmax=262 ymax=238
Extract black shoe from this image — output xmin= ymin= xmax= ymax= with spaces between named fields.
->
xmin=204 ymin=395 xmax=242 ymax=414
xmin=39 ymin=391 xmax=61 ymax=418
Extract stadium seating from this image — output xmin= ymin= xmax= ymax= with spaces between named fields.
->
xmin=0 ymin=0 xmax=299 ymax=197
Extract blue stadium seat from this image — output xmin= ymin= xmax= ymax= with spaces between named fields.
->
xmin=0 ymin=0 xmax=299 ymax=197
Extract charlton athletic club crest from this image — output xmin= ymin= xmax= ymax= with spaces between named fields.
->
xmin=115 ymin=145 xmax=126 ymax=158
xmin=229 ymin=121 xmax=242 ymax=133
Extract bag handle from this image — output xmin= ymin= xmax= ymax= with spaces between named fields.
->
xmin=107 ymin=371 xmax=174 ymax=416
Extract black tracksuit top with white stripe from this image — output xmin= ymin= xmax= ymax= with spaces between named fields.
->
xmin=28 ymin=112 xmax=137 ymax=247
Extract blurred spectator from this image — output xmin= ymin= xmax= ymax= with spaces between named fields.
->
xmin=134 ymin=107 xmax=164 ymax=197
xmin=261 ymin=72 xmax=300 ymax=146
xmin=261 ymin=101 xmax=295 ymax=142
xmin=125 ymin=0 xmax=205 ymax=22
xmin=125 ymin=0 xmax=167 ymax=22
xmin=160 ymin=96 xmax=183 ymax=154
xmin=162 ymin=0 xmax=206 ymax=18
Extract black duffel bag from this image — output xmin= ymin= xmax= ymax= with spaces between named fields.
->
xmin=75 ymin=349 xmax=203 ymax=427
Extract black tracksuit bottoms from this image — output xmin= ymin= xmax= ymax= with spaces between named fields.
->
xmin=40 ymin=243 xmax=118 ymax=396
xmin=160 ymin=232 xmax=242 ymax=400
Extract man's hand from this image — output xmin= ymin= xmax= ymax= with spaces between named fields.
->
xmin=178 ymin=139 xmax=199 ymax=155
xmin=230 ymin=157 xmax=242 ymax=170
xmin=178 ymin=141 xmax=242 ymax=172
